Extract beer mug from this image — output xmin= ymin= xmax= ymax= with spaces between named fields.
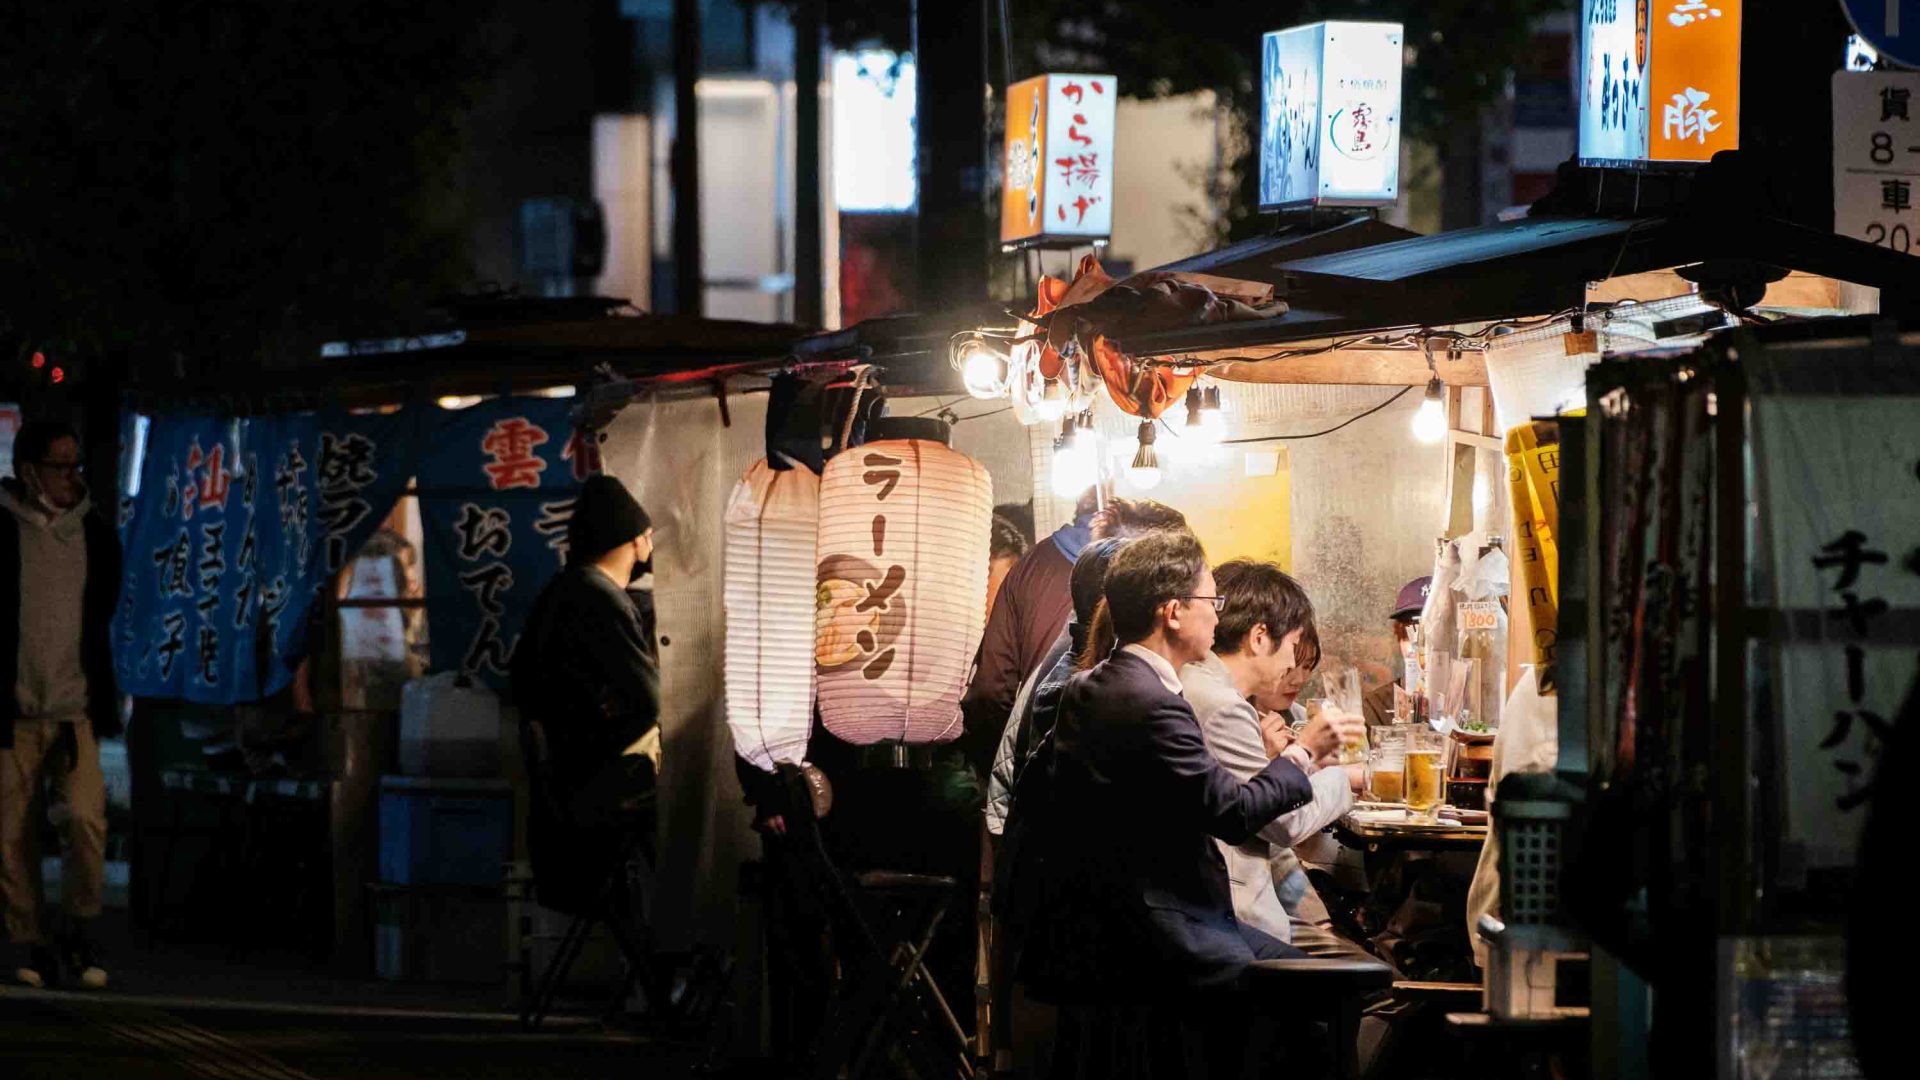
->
xmin=1402 ymin=727 xmax=1445 ymax=819
xmin=1366 ymin=738 xmax=1406 ymax=804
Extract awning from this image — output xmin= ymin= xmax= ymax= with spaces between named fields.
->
xmin=1110 ymin=212 xmax=1920 ymax=372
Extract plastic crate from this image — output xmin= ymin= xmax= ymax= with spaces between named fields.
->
xmin=378 ymin=776 xmax=514 ymax=886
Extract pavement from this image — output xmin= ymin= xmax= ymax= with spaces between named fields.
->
xmin=0 ymin=914 xmax=737 ymax=1080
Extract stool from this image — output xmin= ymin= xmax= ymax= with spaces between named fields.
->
xmin=774 ymin=763 xmax=973 ymax=1080
xmin=231 ymin=777 xmax=332 ymax=961
xmin=145 ymin=768 xmax=249 ymax=948
xmin=1241 ymin=958 xmax=1395 ymax=1080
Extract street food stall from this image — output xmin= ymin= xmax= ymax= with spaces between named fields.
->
xmin=944 ymin=160 xmax=1920 ymax=1069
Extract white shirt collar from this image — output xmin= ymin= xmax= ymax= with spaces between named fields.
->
xmin=1122 ymin=643 xmax=1184 ymax=694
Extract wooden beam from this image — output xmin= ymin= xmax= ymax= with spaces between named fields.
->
xmin=1179 ymin=346 xmax=1490 ymax=387
xmin=1588 ymin=268 xmax=1871 ymax=312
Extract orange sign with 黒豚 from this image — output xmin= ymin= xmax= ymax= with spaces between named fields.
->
xmin=1647 ymin=0 xmax=1741 ymax=162
xmin=1001 ymin=76 xmax=1049 ymax=244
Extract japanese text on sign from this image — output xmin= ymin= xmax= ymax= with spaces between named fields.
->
xmin=1833 ymin=71 xmax=1920 ymax=256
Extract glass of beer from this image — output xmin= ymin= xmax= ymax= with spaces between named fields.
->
xmin=1366 ymin=744 xmax=1406 ymax=804
xmin=1403 ymin=728 xmax=1445 ymax=820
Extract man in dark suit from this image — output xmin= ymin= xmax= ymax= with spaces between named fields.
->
xmin=1025 ymin=530 xmax=1316 ymax=1000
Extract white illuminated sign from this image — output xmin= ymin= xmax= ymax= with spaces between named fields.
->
xmin=832 ymin=51 xmax=917 ymax=213
xmin=1259 ymin=21 xmax=1403 ymax=210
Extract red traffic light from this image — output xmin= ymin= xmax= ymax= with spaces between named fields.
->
xmin=50 ymin=366 xmax=65 ymax=384
xmin=31 ymin=351 xmax=45 ymax=369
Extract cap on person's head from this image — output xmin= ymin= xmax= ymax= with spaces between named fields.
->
xmin=1390 ymin=576 xmax=1431 ymax=622
xmin=568 ymin=475 xmax=651 ymax=563
xmin=1070 ymin=536 xmax=1128 ymax=626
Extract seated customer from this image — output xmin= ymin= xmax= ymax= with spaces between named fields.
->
xmin=1023 ymin=531 xmax=1315 ymax=1000
xmin=1181 ymin=561 xmax=1365 ymax=945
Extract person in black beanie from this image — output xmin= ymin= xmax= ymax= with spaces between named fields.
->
xmin=512 ymin=475 xmax=661 ymax=906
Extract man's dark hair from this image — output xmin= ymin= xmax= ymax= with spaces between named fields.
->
xmin=1212 ymin=560 xmax=1315 ymax=656
xmin=989 ymin=514 xmax=1030 ymax=561
xmin=1103 ymin=530 xmax=1208 ymax=644
xmin=1092 ymin=497 xmax=1188 ymax=541
xmin=11 ymin=419 xmax=79 ymax=476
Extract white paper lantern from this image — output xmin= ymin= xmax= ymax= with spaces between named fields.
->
xmin=815 ymin=434 xmax=993 ymax=745
xmin=724 ymin=458 xmax=820 ymax=772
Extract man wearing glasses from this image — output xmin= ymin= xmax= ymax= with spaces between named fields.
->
xmin=1 ymin=420 xmax=121 ymax=989
xmin=1024 ymin=530 xmax=1315 ymax=1007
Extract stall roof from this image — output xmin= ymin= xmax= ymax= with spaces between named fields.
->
xmin=1113 ymin=211 xmax=1920 ymax=360
xmin=132 ymin=302 xmax=836 ymax=408
xmin=1149 ymin=216 xmax=1419 ymax=284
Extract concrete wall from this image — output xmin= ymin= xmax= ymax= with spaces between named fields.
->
xmin=1028 ymin=383 xmax=1446 ymax=698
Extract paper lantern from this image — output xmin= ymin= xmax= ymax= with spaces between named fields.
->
xmin=724 ymin=458 xmax=821 ymax=772
xmin=815 ymin=427 xmax=993 ymax=745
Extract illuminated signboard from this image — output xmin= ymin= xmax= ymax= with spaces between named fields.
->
xmin=1578 ymin=0 xmax=1742 ymax=168
xmin=1000 ymin=73 xmax=1117 ymax=248
xmin=833 ymin=51 xmax=918 ymax=212
xmin=1259 ymin=21 xmax=1404 ymax=210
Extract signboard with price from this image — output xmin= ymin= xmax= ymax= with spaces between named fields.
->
xmin=1832 ymin=71 xmax=1920 ymax=255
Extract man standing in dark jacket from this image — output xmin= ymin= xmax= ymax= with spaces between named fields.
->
xmin=1 ymin=420 xmax=121 ymax=989
xmin=512 ymin=475 xmax=660 ymax=911
xmin=1025 ymin=530 xmax=1314 ymax=999
xmin=958 ymin=491 xmax=1185 ymax=776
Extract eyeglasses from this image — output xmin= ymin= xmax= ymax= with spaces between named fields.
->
xmin=1175 ymin=595 xmax=1227 ymax=612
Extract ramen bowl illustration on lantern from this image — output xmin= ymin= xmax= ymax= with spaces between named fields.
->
xmin=815 ymin=554 xmax=909 ymax=681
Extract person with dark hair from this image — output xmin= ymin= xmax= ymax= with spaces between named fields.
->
xmin=985 ymin=536 xmax=1128 ymax=838
xmin=984 ymin=513 xmax=1030 ymax=626
xmin=2 ymin=419 xmax=120 ymax=989
xmin=1024 ymin=531 xmax=1314 ymax=998
xmin=1180 ymin=561 xmax=1364 ymax=943
xmin=959 ymin=489 xmax=1186 ymax=778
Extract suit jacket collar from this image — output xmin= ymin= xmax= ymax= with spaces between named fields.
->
xmin=1120 ymin=643 xmax=1184 ymax=694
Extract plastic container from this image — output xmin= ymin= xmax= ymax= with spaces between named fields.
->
xmin=377 ymin=775 xmax=513 ymax=886
xmin=399 ymin=673 xmax=503 ymax=778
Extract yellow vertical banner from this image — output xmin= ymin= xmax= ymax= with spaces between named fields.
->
xmin=1505 ymin=420 xmax=1562 ymax=686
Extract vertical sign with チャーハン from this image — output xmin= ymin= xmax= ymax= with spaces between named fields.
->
xmin=416 ymin=397 xmax=590 ymax=687
xmin=1833 ymin=70 xmax=1920 ymax=256
xmin=999 ymin=73 xmax=1116 ymax=248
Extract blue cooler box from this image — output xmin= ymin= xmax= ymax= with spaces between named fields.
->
xmin=378 ymin=775 xmax=514 ymax=886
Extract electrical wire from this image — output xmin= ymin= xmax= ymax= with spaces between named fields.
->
xmin=1218 ymin=387 xmax=1413 ymax=443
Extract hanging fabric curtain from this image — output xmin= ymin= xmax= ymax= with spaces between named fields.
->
xmin=814 ymin=423 xmax=992 ymax=745
xmin=114 ymin=407 xmax=421 ymax=703
xmin=724 ymin=457 xmax=819 ymax=771
xmin=415 ymin=396 xmax=588 ymax=687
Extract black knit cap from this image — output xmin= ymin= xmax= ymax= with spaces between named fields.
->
xmin=568 ymin=475 xmax=651 ymax=563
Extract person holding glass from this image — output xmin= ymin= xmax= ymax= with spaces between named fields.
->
xmin=1179 ymin=561 xmax=1366 ymax=944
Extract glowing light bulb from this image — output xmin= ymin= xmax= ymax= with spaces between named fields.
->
xmin=1051 ymin=438 xmax=1097 ymax=498
xmin=1411 ymin=378 xmax=1447 ymax=443
xmin=1033 ymin=381 xmax=1068 ymax=422
xmin=959 ymin=342 xmax=1009 ymax=399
